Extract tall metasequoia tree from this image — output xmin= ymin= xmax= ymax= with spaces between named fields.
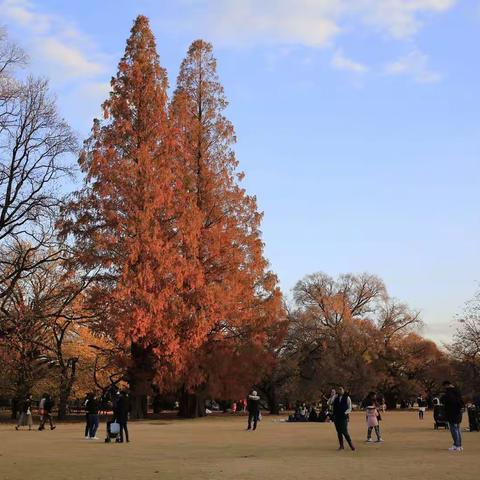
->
xmin=61 ymin=17 xmax=206 ymax=418
xmin=171 ymin=40 xmax=283 ymax=417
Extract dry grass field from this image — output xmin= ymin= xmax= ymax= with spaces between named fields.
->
xmin=1 ymin=410 xmax=479 ymax=480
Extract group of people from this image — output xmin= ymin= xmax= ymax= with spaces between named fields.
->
xmin=15 ymin=393 xmax=56 ymax=431
xmin=14 ymin=381 xmax=467 ymax=452
xmin=245 ymin=380 xmax=467 ymax=453
xmin=14 ymin=389 xmax=130 ymax=444
xmin=288 ymin=403 xmax=327 ymax=422
xmin=84 ymin=390 xmax=130 ymax=443
xmin=231 ymin=399 xmax=247 ymax=413
xmin=327 ymin=382 xmax=466 ymax=452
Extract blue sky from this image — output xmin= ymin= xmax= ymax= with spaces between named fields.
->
xmin=2 ymin=0 xmax=479 ymax=342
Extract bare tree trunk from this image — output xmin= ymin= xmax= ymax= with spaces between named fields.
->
xmin=57 ymin=359 xmax=77 ymax=420
xmin=128 ymin=342 xmax=154 ymax=419
xmin=178 ymin=386 xmax=206 ymax=418
xmin=266 ymin=385 xmax=280 ymax=415
xmin=129 ymin=391 xmax=148 ymax=419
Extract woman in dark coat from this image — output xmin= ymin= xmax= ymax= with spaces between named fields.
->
xmin=114 ymin=391 xmax=130 ymax=442
xmin=15 ymin=394 xmax=33 ymax=430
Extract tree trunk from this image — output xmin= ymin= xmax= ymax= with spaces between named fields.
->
xmin=57 ymin=360 xmax=77 ymax=420
xmin=266 ymin=385 xmax=280 ymax=415
xmin=178 ymin=387 xmax=206 ymax=418
xmin=11 ymin=398 xmax=19 ymax=420
xmin=152 ymin=393 xmax=161 ymax=414
xmin=383 ymin=391 xmax=398 ymax=410
xmin=58 ymin=385 xmax=69 ymax=420
xmin=129 ymin=391 xmax=148 ymax=419
xmin=128 ymin=342 xmax=154 ymax=419
xmin=12 ymin=377 xmax=33 ymax=419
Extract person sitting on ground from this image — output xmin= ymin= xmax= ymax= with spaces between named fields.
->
xmin=317 ymin=407 xmax=327 ymax=422
xmin=299 ymin=403 xmax=308 ymax=421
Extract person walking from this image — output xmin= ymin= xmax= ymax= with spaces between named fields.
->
xmin=246 ymin=390 xmax=260 ymax=431
xmin=417 ymin=394 xmax=426 ymax=420
xmin=38 ymin=394 xmax=56 ymax=431
xmin=114 ymin=390 xmax=130 ymax=443
xmin=86 ymin=392 xmax=100 ymax=440
xmin=326 ymin=389 xmax=337 ymax=422
xmin=332 ymin=387 xmax=355 ymax=451
xmin=441 ymin=380 xmax=465 ymax=452
xmin=363 ymin=392 xmax=384 ymax=442
xmin=38 ymin=393 xmax=46 ymax=428
xmin=84 ymin=393 xmax=92 ymax=439
xmin=365 ymin=403 xmax=383 ymax=443
xmin=15 ymin=394 xmax=34 ymax=430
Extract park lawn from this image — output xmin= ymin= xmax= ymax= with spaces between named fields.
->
xmin=1 ymin=410 xmax=479 ymax=480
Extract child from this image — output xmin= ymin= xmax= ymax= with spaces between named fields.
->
xmin=365 ymin=405 xmax=383 ymax=443
xmin=417 ymin=395 xmax=426 ymax=420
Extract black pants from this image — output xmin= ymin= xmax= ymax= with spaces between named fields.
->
xmin=39 ymin=412 xmax=55 ymax=430
xmin=247 ymin=412 xmax=258 ymax=430
xmin=119 ymin=421 xmax=129 ymax=442
xmin=334 ymin=418 xmax=354 ymax=449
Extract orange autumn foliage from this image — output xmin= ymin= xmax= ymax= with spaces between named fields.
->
xmin=171 ymin=40 xmax=284 ymax=398
xmin=62 ymin=18 xmax=284 ymax=406
xmin=61 ymin=17 xmax=209 ymax=389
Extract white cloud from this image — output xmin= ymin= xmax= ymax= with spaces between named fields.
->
xmin=41 ymin=38 xmax=104 ymax=78
xmin=0 ymin=0 xmax=107 ymax=80
xmin=168 ymin=0 xmax=457 ymax=46
xmin=353 ymin=0 xmax=457 ymax=38
xmin=0 ymin=0 xmax=112 ymax=134
xmin=385 ymin=49 xmax=442 ymax=83
xmin=193 ymin=0 xmax=343 ymax=48
xmin=162 ymin=0 xmax=456 ymax=81
xmin=331 ymin=49 xmax=368 ymax=73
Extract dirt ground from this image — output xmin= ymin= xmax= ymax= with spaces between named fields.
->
xmin=1 ymin=410 xmax=479 ymax=480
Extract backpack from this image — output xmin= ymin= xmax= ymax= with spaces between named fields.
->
xmin=45 ymin=398 xmax=55 ymax=411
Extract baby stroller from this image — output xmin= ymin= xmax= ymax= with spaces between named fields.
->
xmin=433 ymin=404 xmax=448 ymax=430
xmin=104 ymin=420 xmax=121 ymax=443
